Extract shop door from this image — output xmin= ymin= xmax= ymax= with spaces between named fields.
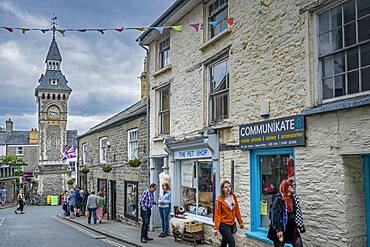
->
xmin=152 ymin=158 xmax=163 ymax=229
xmin=364 ymin=155 xmax=370 ymax=247
xmin=110 ymin=180 xmax=117 ymax=221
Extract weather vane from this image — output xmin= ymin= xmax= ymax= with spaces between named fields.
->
xmin=51 ymin=13 xmax=57 ymax=39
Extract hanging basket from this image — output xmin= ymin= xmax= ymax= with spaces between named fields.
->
xmin=67 ymin=178 xmax=75 ymax=185
xmin=102 ymin=164 xmax=112 ymax=173
xmin=128 ymin=159 xmax=141 ymax=168
xmin=80 ymin=167 xmax=90 ymax=174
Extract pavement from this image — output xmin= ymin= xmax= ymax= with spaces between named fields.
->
xmin=57 ymin=213 xmax=214 ymax=247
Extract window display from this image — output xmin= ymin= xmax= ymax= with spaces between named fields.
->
xmin=124 ymin=181 xmax=138 ymax=220
xmin=180 ymin=160 xmax=214 ymax=218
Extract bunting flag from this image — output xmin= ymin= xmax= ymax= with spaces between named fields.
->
xmin=190 ymin=23 xmax=200 ymax=32
xmin=0 ymin=17 xmax=235 ymax=36
xmin=260 ymin=0 xmax=271 ymax=8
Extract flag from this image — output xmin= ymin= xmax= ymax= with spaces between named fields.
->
xmin=154 ymin=27 xmax=164 ymax=34
xmin=209 ymin=21 xmax=218 ymax=27
xmin=190 ymin=23 xmax=200 ymax=32
xmin=4 ymin=27 xmax=14 ymax=32
xmin=172 ymin=26 xmax=182 ymax=32
xmin=226 ymin=18 xmax=235 ymax=25
xmin=115 ymin=27 xmax=124 ymax=32
xmin=60 ymin=147 xmax=77 ymax=161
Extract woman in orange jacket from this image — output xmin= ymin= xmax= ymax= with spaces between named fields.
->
xmin=214 ymin=180 xmax=244 ymax=247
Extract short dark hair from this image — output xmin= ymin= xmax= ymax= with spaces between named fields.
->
xmin=149 ymin=183 xmax=157 ymax=189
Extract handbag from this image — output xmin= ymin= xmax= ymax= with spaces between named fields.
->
xmin=231 ymin=223 xmax=237 ymax=234
xmin=85 ymin=210 xmax=90 ymax=217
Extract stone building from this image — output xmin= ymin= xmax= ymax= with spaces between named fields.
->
xmin=77 ymin=62 xmax=149 ymax=224
xmin=34 ymin=34 xmax=78 ymax=197
xmin=138 ymin=0 xmax=370 ymax=246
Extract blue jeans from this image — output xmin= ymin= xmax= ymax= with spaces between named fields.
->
xmin=159 ymin=207 xmax=170 ymax=234
xmin=88 ymin=208 xmax=97 ymax=224
xmin=141 ymin=208 xmax=151 ymax=238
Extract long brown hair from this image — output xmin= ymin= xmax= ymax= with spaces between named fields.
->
xmin=220 ymin=180 xmax=232 ymax=198
xmin=279 ymin=179 xmax=293 ymax=212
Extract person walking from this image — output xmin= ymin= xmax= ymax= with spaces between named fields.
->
xmin=62 ymin=190 xmax=69 ymax=216
xmin=68 ymin=189 xmax=76 ymax=219
xmin=0 ymin=187 xmax=4 ymax=206
xmin=139 ymin=183 xmax=157 ymax=243
xmin=158 ymin=183 xmax=171 ymax=238
xmin=14 ymin=189 xmax=25 ymax=214
xmin=81 ymin=190 xmax=88 ymax=217
xmin=214 ymin=180 xmax=244 ymax=247
xmin=267 ymin=179 xmax=305 ymax=247
xmin=96 ymin=191 xmax=105 ymax=223
xmin=86 ymin=190 xmax=98 ymax=224
xmin=74 ymin=188 xmax=82 ymax=217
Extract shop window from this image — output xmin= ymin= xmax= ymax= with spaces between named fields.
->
xmin=124 ymin=181 xmax=138 ymax=221
xmin=99 ymin=137 xmax=107 ymax=163
xmin=180 ymin=160 xmax=214 ymax=218
xmin=317 ymin=0 xmax=370 ymax=102
xmin=158 ymin=86 xmax=170 ymax=135
xmin=207 ymin=0 xmax=228 ymax=39
xmin=82 ymin=143 xmax=88 ymax=164
xmin=16 ymin=146 xmax=24 ymax=156
xmin=159 ymin=37 xmax=170 ymax=69
xmin=209 ymin=58 xmax=229 ymax=123
xmin=247 ymin=148 xmax=294 ymax=242
xmin=127 ymin=129 xmax=138 ymax=160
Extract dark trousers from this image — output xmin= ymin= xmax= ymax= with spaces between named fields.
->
xmin=88 ymin=208 xmax=97 ymax=224
xmin=219 ymin=223 xmax=235 ymax=247
xmin=16 ymin=200 xmax=24 ymax=212
xmin=273 ymin=238 xmax=303 ymax=247
xmin=159 ymin=207 xmax=170 ymax=234
xmin=141 ymin=208 xmax=151 ymax=238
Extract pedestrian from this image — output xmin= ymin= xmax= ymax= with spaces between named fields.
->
xmin=214 ymin=180 xmax=244 ymax=247
xmin=86 ymin=190 xmax=98 ymax=224
xmin=158 ymin=183 xmax=171 ymax=238
xmin=96 ymin=191 xmax=105 ymax=223
xmin=14 ymin=189 xmax=25 ymax=214
xmin=68 ymin=189 xmax=76 ymax=219
xmin=0 ymin=186 xmax=4 ymax=206
xmin=62 ymin=190 xmax=69 ymax=216
xmin=267 ymin=179 xmax=305 ymax=247
xmin=139 ymin=183 xmax=157 ymax=243
xmin=74 ymin=187 xmax=82 ymax=217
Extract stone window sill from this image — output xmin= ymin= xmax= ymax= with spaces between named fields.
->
xmin=209 ymin=120 xmax=233 ymax=130
xmin=199 ymin=28 xmax=232 ymax=52
xmin=152 ymin=136 xmax=165 ymax=142
xmin=153 ymin=65 xmax=172 ymax=77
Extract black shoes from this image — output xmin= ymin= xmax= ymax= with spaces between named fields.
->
xmin=14 ymin=210 xmax=17 ymax=214
xmin=145 ymin=237 xmax=153 ymax=241
xmin=159 ymin=232 xmax=168 ymax=238
xmin=140 ymin=238 xmax=147 ymax=243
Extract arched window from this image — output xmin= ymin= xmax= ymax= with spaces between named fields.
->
xmin=63 ymin=94 xmax=66 ymax=100
xmin=58 ymin=94 xmax=61 ymax=100
xmin=42 ymin=94 xmax=45 ymax=99
xmin=47 ymin=94 xmax=50 ymax=99
xmin=52 ymin=62 xmax=56 ymax=69
xmin=52 ymin=94 xmax=55 ymax=100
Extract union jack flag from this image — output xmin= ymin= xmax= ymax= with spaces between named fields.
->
xmin=60 ymin=146 xmax=77 ymax=161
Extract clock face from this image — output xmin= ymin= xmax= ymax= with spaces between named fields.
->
xmin=47 ymin=106 xmax=60 ymax=120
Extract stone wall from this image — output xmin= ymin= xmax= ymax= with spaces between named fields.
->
xmin=7 ymin=145 xmax=38 ymax=172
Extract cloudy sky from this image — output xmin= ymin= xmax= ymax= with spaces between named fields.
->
xmin=0 ymin=0 xmax=174 ymax=134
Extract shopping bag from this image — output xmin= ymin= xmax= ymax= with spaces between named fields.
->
xmin=85 ymin=210 xmax=90 ymax=218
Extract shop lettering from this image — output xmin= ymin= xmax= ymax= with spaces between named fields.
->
xmin=240 ymin=119 xmax=295 ymax=137
xmin=175 ymin=148 xmax=211 ymax=159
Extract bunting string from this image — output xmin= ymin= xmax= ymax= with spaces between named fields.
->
xmin=0 ymin=18 xmax=235 ymax=36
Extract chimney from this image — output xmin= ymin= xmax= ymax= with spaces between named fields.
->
xmin=29 ymin=128 xmax=38 ymax=144
xmin=5 ymin=118 xmax=13 ymax=133
xmin=140 ymin=58 xmax=148 ymax=100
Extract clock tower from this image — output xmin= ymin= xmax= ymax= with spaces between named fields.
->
xmin=34 ymin=32 xmax=73 ymax=196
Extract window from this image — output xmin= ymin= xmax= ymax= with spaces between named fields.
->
xmin=158 ymin=86 xmax=170 ymax=134
xmin=0 ymin=145 xmax=6 ymax=156
xmin=207 ymin=0 xmax=228 ymax=39
xmin=127 ymin=129 xmax=138 ymax=160
xmin=99 ymin=137 xmax=107 ymax=163
xmin=69 ymin=161 xmax=76 ymax=172
xmin=180 ymin=160 xmax=214 ymax=218
xmin=16 ymin=147 xmax=24 ymax=156
xmin=82 ymin=143 xmax=88 ymax=164
xmin=124 ymin=181 xmax=139 ymax=221
xmin=209 ymin=58 xmax=229 ymax=123
xmin=50 ymin=78 xmax=58 ymax=86
xmin=317 ymin=0 xmax=370 ymax=101
xmin=159 ymin=38 xmax=170 ymax=69
xmin=247 ymin=148 xmax=294 ymax=241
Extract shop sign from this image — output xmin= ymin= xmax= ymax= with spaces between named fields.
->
xmin=174 ymin=148 xmax=212 ymax=160
xmin=239 ymin=115 xmax=305 ymax=150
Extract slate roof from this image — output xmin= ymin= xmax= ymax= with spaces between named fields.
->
xmin=78 ymin=100 xmax=147 ymax=139
xmin=0 ymin=131 xmax=30 ymax=145
xmin=35 ymin=70 xmax=72 ymax=93
xmin=46 ymin=38 xmax=62 ymax=62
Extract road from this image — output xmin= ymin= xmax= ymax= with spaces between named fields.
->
xmin=0 ymin=205 xmax=130 ymax=247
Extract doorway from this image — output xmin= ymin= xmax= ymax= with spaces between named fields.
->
xmin=110 ymin=180 xmax=117 ymax=221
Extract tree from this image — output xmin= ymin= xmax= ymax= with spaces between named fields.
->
xmin=0 ymin=126 xmax=5 ymax=133
xmin=0 ymin=155 xmax=25 ymax=177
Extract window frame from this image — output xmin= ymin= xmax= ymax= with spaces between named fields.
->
xmin=124 ymin=180 xmax=139 ymax=221
xmin=314 ymin=0 xmax=370 ymax=104
xmin=246 ymin=148 xmax=295 ymax=243
xmin=206 ymin=0 xmax=229 ymax=40
xmin=82 ymin=143 xmax=88 ymax=164
xmin=208 ymin=57 xmax=230 ymax=124
xmin=158 ymin=37 xmax=171 ymax=70
xmin=16 ymin=146 xmax=24 ymax=156
xmin=99 ymin=137 xmax=107 ymax=163
xmin=158 ymin=85 xmax=170 ymax=135
xmin=127 ymin=128 xmax=139 ymax=160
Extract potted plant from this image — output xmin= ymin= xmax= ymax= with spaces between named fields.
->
xmin=102 ymin=164 xmax=112 ymax=173
xmin=128 ymin=159 xmax=141 ymax=168
xmin=67 ymin=178 xmax=75 ymax=186
xmin=80 ymin=166 xmax=90 ymax=174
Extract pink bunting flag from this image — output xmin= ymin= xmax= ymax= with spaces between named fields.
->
xmin=115 ymin=27 xmax=124 ymax=32
xmin=5 ymin=27 xmax=14 ymax=32
xmin=226 ymin=18 xmax=235 ymax=25
xmin=190 ymin=23 xmax=200 ymax=32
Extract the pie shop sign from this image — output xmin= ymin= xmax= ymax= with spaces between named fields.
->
xmin=239 ymin=115 xmax=305 ymax=150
